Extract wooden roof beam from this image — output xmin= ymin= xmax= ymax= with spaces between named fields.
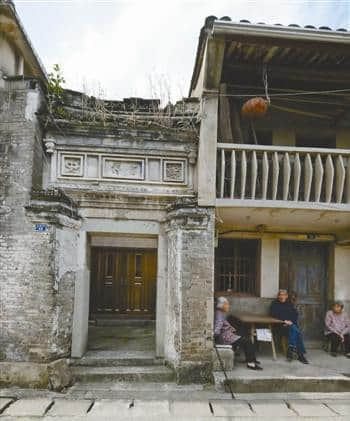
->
xmin=203 ymin=38 xmax=226 ymax=92
xmin=224 ymin=63 xmax=350 ymax=85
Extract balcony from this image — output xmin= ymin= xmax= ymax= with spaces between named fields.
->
xmin=216 ymin=143 xmax=350 ymax=235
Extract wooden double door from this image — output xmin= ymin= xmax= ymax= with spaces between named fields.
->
xmin=90 ymin=248 xmax=157 ymax=317
xmin=279 ymin=241 xmax=328 ymax=340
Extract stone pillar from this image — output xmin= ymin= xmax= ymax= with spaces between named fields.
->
xmin=197 ymin=94 xmax=219 ymax=206
xmin=156 ymin=226 xmax=168 ymax=358
xmin=165 ymin=202 xmax=215 ymax=383
xmin=260 ymin=238 xmax=280 ymax=298
xmin=71 ymin=231 xmax=90 ymax=358
xmin=329 ymin=244 xmax=350 ymax=313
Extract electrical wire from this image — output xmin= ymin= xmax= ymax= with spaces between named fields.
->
xmin=209 ymin=88 xmax=350 ymax=98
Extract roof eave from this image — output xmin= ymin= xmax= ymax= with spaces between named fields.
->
xmin=212 ymin=21 xmax=350 ymax=46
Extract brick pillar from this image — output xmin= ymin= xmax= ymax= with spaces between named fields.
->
xmin=165 ymin=202 xmax=215 ymax=383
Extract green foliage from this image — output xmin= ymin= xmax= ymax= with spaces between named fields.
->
xmin=47 ymin=64 xmax=66 ymax=116
xmin=48 ymin=64 xmax=65 ymax=97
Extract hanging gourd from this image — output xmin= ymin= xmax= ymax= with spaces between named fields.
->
xmin=241 ymin=97 xmax=269 ymax=119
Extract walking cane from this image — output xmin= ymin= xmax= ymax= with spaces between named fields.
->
xmin=214 ymin=344 xmax=235 ymax=399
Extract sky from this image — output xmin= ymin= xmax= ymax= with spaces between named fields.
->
xmin=14 ymin=0 xmax=350 ymax=102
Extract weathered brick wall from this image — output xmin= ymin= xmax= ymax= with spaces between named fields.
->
xmin=165 ymin=204 xmax=215 ymax=383
xmin=0 ymin=79 xmax=80 ymax=362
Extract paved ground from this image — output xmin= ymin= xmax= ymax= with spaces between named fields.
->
xmin=2 ymin=324 xmax=349 ymax=419
xmin=214 ymin=348 xmax=350 ymax=393
xmin=87 ymin=321 xmax=155 ymax=352
xmin=1 ymin=393 xmax=350 ymax=419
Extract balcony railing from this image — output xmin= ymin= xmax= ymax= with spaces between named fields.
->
xmin=217 ymin=143 xmax=350 ymax=206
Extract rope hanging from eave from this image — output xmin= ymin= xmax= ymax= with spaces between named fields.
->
xmin=263 ymin=65 xmax=271 ymax=104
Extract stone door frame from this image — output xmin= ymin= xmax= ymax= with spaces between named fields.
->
xmin=71 ymin=218 xmax=167 ymax=358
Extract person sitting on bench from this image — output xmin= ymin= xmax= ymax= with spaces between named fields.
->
xmin=270 ymin=289 xmax=308 ymax=364
xmin=324 ymin=301 xmax=350 ymax=358
xmin=214 ymin=297 xmax=262 ymax=371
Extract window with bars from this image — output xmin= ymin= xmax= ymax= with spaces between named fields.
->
xmin=215 ymin=239 xmax=259 ymax=296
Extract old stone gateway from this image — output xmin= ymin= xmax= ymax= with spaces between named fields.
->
xmin=1 ymin=1 xmax=350 ymax=389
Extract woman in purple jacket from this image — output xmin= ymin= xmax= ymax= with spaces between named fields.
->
xmin=325 ymin=301 xmax=350 ymax=358
xmin=214 ymin=297 xmax=262 ymax=370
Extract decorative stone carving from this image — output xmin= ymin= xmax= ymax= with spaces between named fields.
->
xmin=65 ymin=159 xmax=81 ymax=174
xmin=44 ymin=137 xmax=56 ymax=154
xmin=57 ymin=152 xmax=188 ymax=186
xmin=164 ymin=161 xmax=185 ymax=183
xmin=103 ymin=158 xmax=144 ymax=180
xmin=61 ymin=156 xmax=83 ymax=177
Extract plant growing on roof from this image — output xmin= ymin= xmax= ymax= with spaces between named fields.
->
xmin=47 ymin=64 xmax=66 ymax=117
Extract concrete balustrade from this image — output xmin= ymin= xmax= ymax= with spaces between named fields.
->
xmin=217 ymin=143 xmax=350 ymax=206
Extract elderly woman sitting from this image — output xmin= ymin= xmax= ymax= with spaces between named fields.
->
xmin=214 ymin=297 xmax=262 ymax=370
xmin=325 ymin=301 xmax=350 ymax=358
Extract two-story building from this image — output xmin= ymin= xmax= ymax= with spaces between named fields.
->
xmin=191 ymin=16 xmax=350 ymax=342
xmin=1 ymin=2 xmax=349 ymax=388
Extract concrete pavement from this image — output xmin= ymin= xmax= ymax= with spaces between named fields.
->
xmin=1 ymin=394 xmax=350 ymax=420
xmin=214 ymin=348 xmax=350 ymax=393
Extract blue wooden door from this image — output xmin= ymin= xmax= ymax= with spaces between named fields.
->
xmin=280 ymin=241 xmax=328 ymax=340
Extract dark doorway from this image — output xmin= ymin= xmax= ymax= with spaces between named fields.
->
xmin=279 ymin=241 xmax=328 ymax=340
xmin=90 ymin=247 xmax=157 ymax=319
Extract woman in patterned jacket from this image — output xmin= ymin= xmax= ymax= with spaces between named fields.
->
xmin=214 ymin=297 xmax=263 ymax=370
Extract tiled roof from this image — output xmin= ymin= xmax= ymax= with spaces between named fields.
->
xmin=206 ymin=15 xmax=348 ymax=33
xmin=190 ymin=16 xmax=349 ymax=94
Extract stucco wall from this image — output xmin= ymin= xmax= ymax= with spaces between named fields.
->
xmin=0 ymin=36 xmax=16 ymax=76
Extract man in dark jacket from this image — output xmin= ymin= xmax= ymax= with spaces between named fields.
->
xmin=270 ymin=289 xmax=308 ymax=364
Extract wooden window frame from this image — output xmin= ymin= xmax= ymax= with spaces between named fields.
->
xmin=214 ymin=239 xmax=260 ymax=297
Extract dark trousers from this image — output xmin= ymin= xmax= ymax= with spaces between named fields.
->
xmin=274 ymin=324 xmax=306 ymax=355
xmin=326 ymin=333 xmax=350 ymax=353
xmin=232 ymin=336 xmax=256 ymax=363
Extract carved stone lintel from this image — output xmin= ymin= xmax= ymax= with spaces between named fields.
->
xmin=167 ymin=196 xmax=198 ymax=211
xmin=44 ymin=137 xmax=56 ymax=154
xmin=166 ymin=200 xmax=214 ymax=232
xmin=26 ymin=188 xmax=81 ymax=223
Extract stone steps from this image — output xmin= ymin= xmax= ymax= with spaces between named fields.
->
xmin=90 ymin=319 xmax=155 ymax=327
xmin=71 ymin=365 xmax=175 ymax=383
xmin=214 ymin=372 xmax=350 ymax=394
xmin=70 ymin=351 xmax=161 ymax=367
xmin=67 ymin=381 xmax=213 ymax=400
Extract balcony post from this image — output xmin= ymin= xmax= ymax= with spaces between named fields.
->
xmin=336 ymin=129 xmax=350 ymax=149
xmin=329 ymin=243 xmax=350 ymax=313
xmin=198 ymin=93 xmax=219 ymax=206
xmin=260 ymin=238 xmax=280 ymax=298
xmin=272 ymin=129 xmax=295 ymax=146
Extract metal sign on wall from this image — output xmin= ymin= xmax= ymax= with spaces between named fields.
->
xmin=35 ymin=223 xmax=49 ymax=232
